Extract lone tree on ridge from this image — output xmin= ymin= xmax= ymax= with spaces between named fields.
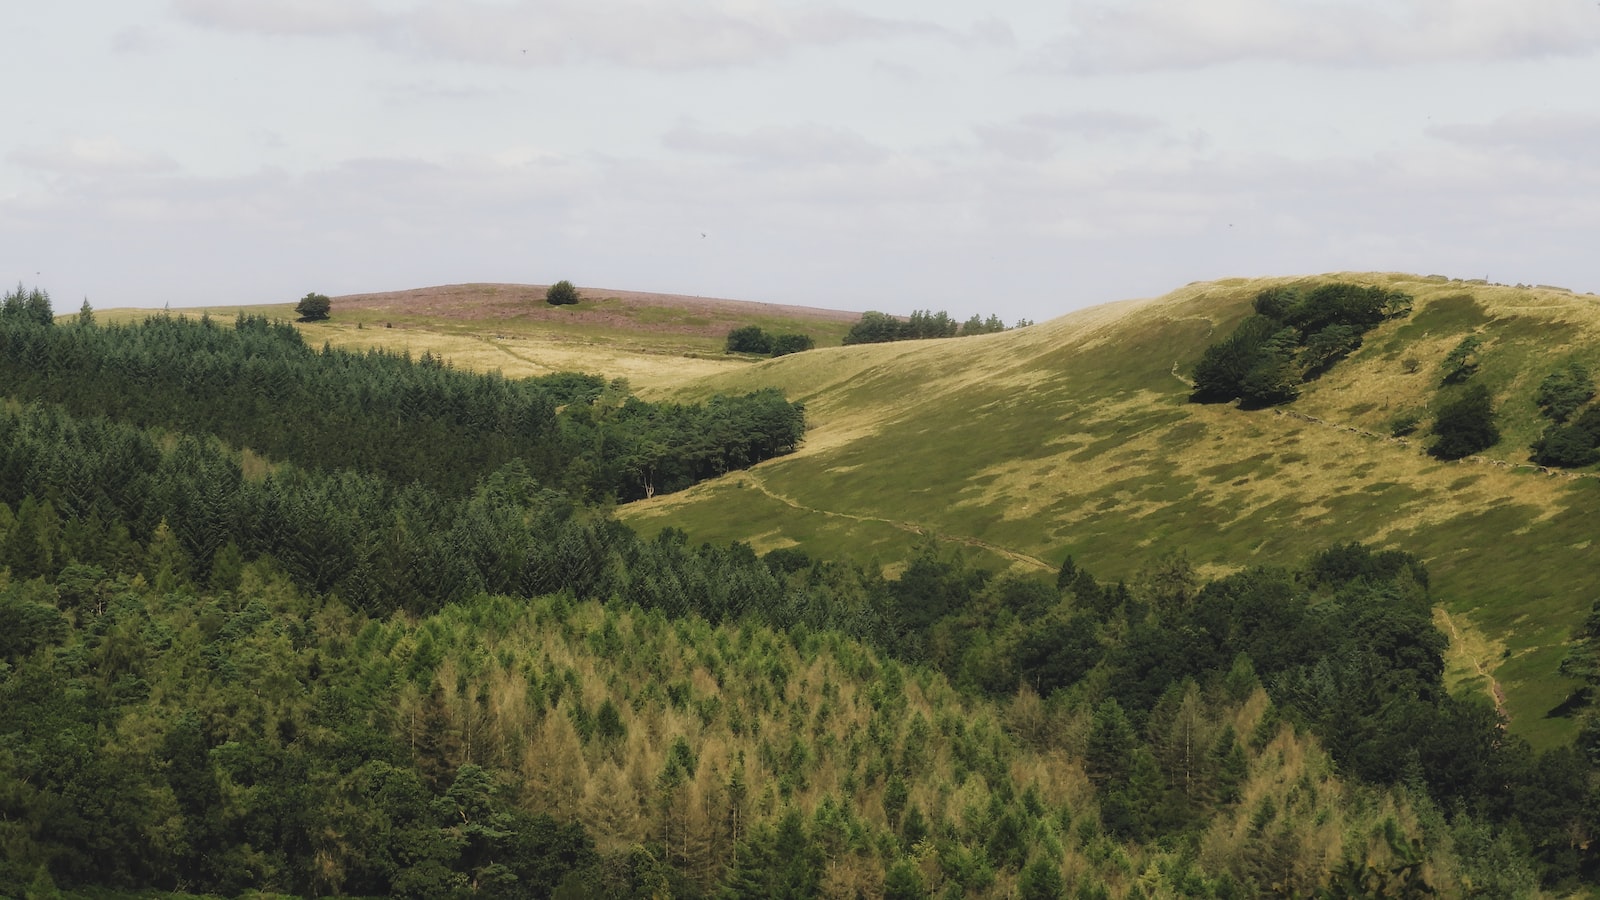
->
xmin=546 ymin=280 xmax=580 ymax=306
xmin=295 ymin=292 xmax=332 ymax=321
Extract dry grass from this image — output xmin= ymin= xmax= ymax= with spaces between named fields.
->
xmin=96 ymin=282 xmax=861 ymax=398
xmin=302 ymin=320 xmax=748 ymax=394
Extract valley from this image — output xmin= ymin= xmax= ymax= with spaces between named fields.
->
xmin=8 ymin=272 xmax=1597 ymax=896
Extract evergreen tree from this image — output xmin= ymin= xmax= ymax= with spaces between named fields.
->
xmin=882 ymin=859 xmax=926 ymax=900
xmin=1085 ymin=699 xmax=1136 ymax=786
xmin=1019 ymin=856 xmax=1066 ymax=900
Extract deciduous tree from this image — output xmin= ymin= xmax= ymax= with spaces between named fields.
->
xmin=295 ymin=292 xmax=332 ymax=321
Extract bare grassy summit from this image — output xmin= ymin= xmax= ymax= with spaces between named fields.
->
xmin=620 ymin=272 xmax=1600 ymax=746
xmin=107 ymin=283 xmax=862 ymax=395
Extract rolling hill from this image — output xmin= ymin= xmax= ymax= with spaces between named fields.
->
xmin=102 ymin=274 xmax=1599 ymax=745
xmin=105 ymin=283 xmax=862 ymax=394
xmin=611 ymin=272 xmax=1600 ymax=748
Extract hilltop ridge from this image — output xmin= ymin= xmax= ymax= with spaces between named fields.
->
xmin=329 ymin=283 xmax=863 ymax=336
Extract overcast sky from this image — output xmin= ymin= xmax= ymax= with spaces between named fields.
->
xmin=3 ymin=1 xmax=1598 ymax=323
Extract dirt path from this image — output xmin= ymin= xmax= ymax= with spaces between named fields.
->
xmin=1435 ymin=608 xmax=1510 ymax=721
xmin=1170 ymin=361 xmax=1194 ymax=388
xmin=741 ymin=471 xmax=1055 ymax=572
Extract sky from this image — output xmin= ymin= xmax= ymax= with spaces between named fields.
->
xmin=2 ymin=1 xmax=1598 ymax=324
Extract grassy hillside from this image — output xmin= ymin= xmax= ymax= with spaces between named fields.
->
xmin=617 ymin=273 xmax=1600 ymax=747
xmin=100 ymin=283 xmax=861 ymax=395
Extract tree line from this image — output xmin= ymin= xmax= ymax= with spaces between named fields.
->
xmin=842 ymin=309 xmax=1031 ymax=346
xmin=0 ymin=299 xmax=804 ymax=501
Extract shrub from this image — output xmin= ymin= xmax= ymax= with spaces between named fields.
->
xmin=769 ymin=333 xmax=814 ymax=357
xmin=546 ymin=280 xmax=580 ymax=306
xmin=725 ymin=325 xmax=773 ymax=355
xmin=1389 ymin=410 xmax=1423 ymax=437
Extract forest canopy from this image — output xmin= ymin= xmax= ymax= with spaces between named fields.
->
xmin=0 ymin=309 xmax=804 ymax=501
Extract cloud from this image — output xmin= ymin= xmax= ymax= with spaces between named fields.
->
xmin=662 ymin=121 xmax=889 ymax=166
xmin=974 ymin=110 xmax=1164 ymax=160
xmin=1429 ymin=111 xmax=1600 ymax=162
xmin=110 ymin=25 xmax=164 ymax=54
xmin=5 ymin=117 xmax=1599 ymax=320
xmin=1039 ymin=0 xmax=1600 ymax=73
xmin=175 ymin=0 xmax=942 ymax=70
xmin=171 ymin=0 xmax=393 ymax=37
xmin=966 ymin=16 xmax=1016 ymax=48
xmin=8 ymin=139 xmax=180 ymax=176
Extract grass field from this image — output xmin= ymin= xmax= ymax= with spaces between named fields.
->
xmin=96 ymin=274 xmax=1600 ymax=745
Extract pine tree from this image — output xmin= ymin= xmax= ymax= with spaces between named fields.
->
xmin=883 ymin=858 xmax=926 ymax=899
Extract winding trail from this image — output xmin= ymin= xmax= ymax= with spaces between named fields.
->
xmin=741 ymin=470 xmax=1054 ymax=571
xmin=1436 ymin=608 xmax=1510 ymax=722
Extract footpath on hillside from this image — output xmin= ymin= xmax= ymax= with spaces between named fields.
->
xmin=740 ymin=471 xmax=1054 ymax=572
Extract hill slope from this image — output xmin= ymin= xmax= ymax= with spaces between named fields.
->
xmin=104 ymin=283 xmax=862 ymax=394
xmin=618 ymin=272 xmax=1600 ymax=746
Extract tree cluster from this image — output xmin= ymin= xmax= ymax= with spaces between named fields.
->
xmin=841 ymin=309 xmax=1023 ymax=346
xmin=1531 ymin=362 xmax=1600 ymax=466
xmin=1 ymin=283 xmax=53 ymax=327
xmin=723 ymin=325 xmax=815 ymax=357
xmin=868 ymin=540 xmax=1589 ymax=888
xmin=0 ymin=404 xmax=825 ymax=621
xmin=1190 ymin=282 xmax=1412 ymax=407
xmin=1423 ymin=336 xmax=1500 ymax=461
